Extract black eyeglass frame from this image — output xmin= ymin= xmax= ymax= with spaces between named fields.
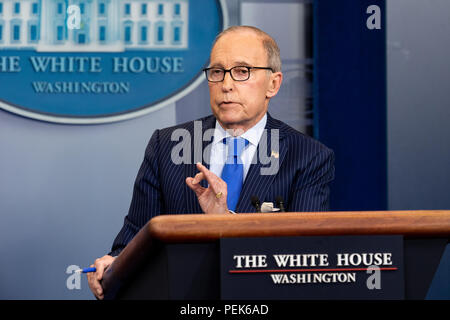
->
xmin=203 ymin=66 xmax=273 ymax=82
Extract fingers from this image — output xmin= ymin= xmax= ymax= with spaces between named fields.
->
xmin=87 ymin=265 xmax=103 ymax=299
xmin=186 ymin=177 xmax=205 ymax=196
xmin=191 ymin=171 xmax=205 ymax=185
xmin=87 ymin=255 xmax=116 ymax=300
xmin=195 ymin=162 xmax=227 ymax=195
xmin=195 ymin=163 xmax=219 ymax=189
xmin=186 ymin=163 xmax=218 ymax=186
xmin=186 ymin=163 xmax=228 ymax=204
xmin=186 ymin=163 xmax=229 ymax=214
xmin=186 ymin=168 xmax=208 ymax=196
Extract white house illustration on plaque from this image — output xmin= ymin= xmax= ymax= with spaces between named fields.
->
xmin=0 ymin=0 xmax=189 ymax=51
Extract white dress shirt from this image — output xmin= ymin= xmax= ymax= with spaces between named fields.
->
xmin=209 ymin=114 xmax=267 ymax=181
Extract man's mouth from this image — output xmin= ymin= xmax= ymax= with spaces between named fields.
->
xmin=220 ymin=101 xmax=239 ymax=106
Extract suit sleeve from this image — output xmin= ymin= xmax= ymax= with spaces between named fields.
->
xmin=109 ymin=129 xmax=163 ymax=256
xmin=288 ymin=147 xmax=335 ymax=212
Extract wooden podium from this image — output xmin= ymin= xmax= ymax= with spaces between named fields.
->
xmin=101 ymin=211 xmax=450 ymax=300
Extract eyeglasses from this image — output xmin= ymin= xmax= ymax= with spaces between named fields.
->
xmin=203 ymin=66 xmax=273 ymax=82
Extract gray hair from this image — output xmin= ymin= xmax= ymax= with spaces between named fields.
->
xmin=211 ymin=25 xmax=282 ymax=72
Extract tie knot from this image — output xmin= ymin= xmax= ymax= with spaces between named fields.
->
xmin=223 ymin=137 xmax=249 ymax=159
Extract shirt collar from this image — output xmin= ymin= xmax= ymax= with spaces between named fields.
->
xmin=212 ymin=113 xmax=267 ymax=147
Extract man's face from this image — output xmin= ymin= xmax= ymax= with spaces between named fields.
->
xmin=208 ymin=31 xmax=281 ymax=131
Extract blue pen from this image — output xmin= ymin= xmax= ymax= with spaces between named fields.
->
xmin=75 ymin=267 xmax=97 ymax=274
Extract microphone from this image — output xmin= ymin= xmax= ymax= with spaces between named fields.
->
xmin=251 ymin=195 xmax=261 ymax=213
xmin=275 ymin=196 xmax=286 ymax=212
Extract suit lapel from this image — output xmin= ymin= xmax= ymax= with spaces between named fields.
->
xmin=184 ymin=116 xmax=216 ymax=213
xmin=236 ymin=114 xmax=288 ymax=212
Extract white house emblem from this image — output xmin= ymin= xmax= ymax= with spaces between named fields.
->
xmin=0 ymin=0 xmax=227 ymax=124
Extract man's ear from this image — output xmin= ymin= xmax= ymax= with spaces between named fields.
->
xmin=266 ymin=72 xmax=283 ymax=98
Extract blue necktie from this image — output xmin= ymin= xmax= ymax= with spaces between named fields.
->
xmin=221 ymin=137 xmax=249 ymax=211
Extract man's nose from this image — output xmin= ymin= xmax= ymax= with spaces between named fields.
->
xmin=221 ymin=71 xmax=234 ymax=91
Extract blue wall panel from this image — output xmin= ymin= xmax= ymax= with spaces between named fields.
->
xmin=314 ymin=0 xmax=387 ymax=210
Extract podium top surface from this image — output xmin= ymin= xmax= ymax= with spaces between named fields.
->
xmin=147 ymin=210 xmax=450 ymax=242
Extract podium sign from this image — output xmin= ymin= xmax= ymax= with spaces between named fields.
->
xmin=221 ymin=235 xmax=404 ymax=300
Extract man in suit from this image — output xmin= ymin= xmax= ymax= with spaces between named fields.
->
xmin=88 ymin=25 xmax=334 ymax=299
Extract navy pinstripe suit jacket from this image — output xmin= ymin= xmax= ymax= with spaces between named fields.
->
xmin=110 ymin=113 xmax=334 ymax=256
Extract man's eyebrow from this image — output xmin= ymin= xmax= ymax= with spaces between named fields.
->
xmin=209 ymin=63 xmax=224 ymax=68
xmin=233 ymin=61 xmax=252 ymax=67
xmin=209 ymin=61 xmax=252 ymax=68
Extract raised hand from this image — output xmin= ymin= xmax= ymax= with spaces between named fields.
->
xmin=185 ymin=162 xmax=230 ymax=214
